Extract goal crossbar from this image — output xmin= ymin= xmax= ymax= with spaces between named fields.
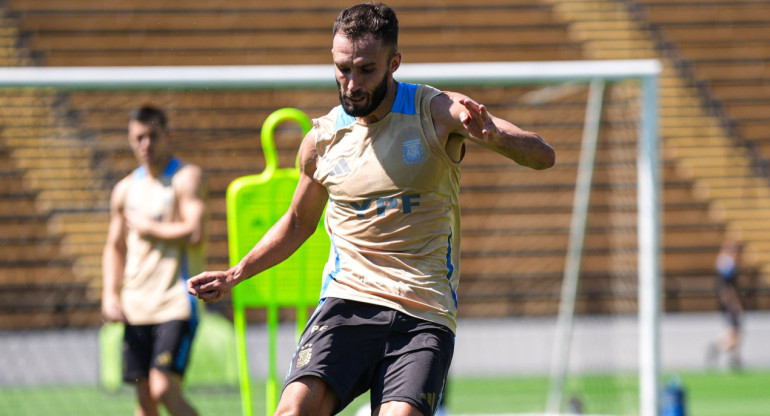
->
xmin=0 ymin=60 xmax=660 ymax=89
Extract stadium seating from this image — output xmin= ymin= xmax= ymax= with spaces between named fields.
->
xmin=8 ymin=0 xmax=583 ymax=65
xmin=626 ymin=0 xmax=770 ymax=287
xmin=0 ymin=0 xmax=768 ymax=328
xmin=0 ymin=96 xmax=101 ymax=328
xmin=545 ymin=0 xmax=769 ymax=300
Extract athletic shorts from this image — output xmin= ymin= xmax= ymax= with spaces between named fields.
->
xmin=122 ymin=319 xmax=197 ymax=383
xmin=716 ymin=275 xmax=742 ymax=329
xmin=284 ymin=297 xmax=455 ymax=415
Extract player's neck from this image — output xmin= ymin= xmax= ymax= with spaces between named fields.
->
xmin=145 ymin=154 xmax=173 ymax=178
xmin=356 ymin=78 xmax=398 ymax=125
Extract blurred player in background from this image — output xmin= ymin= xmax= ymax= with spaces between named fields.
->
xmin=102 ymin=105 xmax=207 ymax=416
xmin=187 ymin=2 xmax=554 ymax=415
xmin=707 ymin=239 xmax=744 ymax=370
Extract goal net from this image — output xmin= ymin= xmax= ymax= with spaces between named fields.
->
xmin=0 ymin=60 xmax=661 ymax=416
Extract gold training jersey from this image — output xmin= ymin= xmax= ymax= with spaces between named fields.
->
xmin=121 ymin=158 xmax=202 ymax=325
xmin=313 ymin=82 xmax=462 ymax=332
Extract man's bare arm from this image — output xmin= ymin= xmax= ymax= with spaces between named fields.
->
xmin=432 ymin=91 xmax=555 ymax=170
xmin=124 ymin=164 xmax=207 ymax=244
xmin=101 ymin=179 xmax=129 ymax=322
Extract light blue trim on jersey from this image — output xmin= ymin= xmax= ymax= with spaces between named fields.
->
xmin=132 ymin=165 xmax=146 ymax=180
xmin=334 ymin=106 xmax=356 ymax=130
xmin=332 ymin=82 xmax=418 ymax=130
xmin=392 ymin=82 xmax=418 ymax=115
xmin=132 ymin=157 xmax=182 ymax=181
xmin=445 ymin=229 xmax=458 ymax=309
xmin=163 ymin=157 xmax=182 ymax=177
xmin=319 ymin=236 xmax=341 ymax=299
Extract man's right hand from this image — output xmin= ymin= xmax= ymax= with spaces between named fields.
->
xmin=187 ymin=270 xmax=235 ymax=303
xmin=101 ymin=294 xmax=126 ymax=323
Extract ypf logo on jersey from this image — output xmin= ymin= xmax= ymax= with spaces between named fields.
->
xmin=402 ymin=131 xmax=424 ymax=164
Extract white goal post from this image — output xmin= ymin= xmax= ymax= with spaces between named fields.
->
xmin=0 ymin=59 xmax=662 ymax=416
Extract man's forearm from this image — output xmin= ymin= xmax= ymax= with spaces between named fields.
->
xmin=143 ymin=220 xmax=201 ymax=243
xmin=231 ymin=212 xmax=315 ymax=285
xmin=102 ymin=247 xmax=124 ymax=297
xmin=490 ymin=118 xmax=555 ymax=170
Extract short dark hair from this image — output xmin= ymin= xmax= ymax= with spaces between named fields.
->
xmin=333 ymin=2 xmax=398 ymax=53
xmin=129 ymin=105 xmax=167 ymax=130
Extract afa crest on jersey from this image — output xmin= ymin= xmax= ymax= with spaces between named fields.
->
xmin=402 ymin=137 xmax=425 ymax=164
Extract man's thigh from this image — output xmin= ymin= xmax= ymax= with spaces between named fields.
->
xmin=283 ymin=298 xmax=454 ymax=415
xmin=123 ymin=323 xmax=155 ymax=382
xmin=123 ymin=320 xmax=196 ymax=382
xmin=278 ymin=376 xmax=338 ymax=416
xmin=283 ymin=298 xmax=395 ymax=412
xmin=371 ymin=316 xmax=454 ymax=416
xmin=150 ymin=320 xmax=196 ymax=376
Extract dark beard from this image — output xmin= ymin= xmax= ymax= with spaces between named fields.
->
xmin=337 ymin=71 xmax=390 ymax=117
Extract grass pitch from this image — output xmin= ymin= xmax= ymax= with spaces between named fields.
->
xmin=0 ymin=370 xmax=768 ymax=415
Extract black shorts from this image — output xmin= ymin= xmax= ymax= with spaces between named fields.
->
xmin=284 ymin=297 xmax=455 ymax=415
xmin=715 ymin=274 xmax=741 ymax=325
xmin=123 ymin=319 xmax=197 ymax=383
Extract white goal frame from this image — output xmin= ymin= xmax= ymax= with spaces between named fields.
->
xmin=0 ymin=59 xmax=662 ymax=416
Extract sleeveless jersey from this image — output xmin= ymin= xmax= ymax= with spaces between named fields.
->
xmin=121 ymin=158 xmax=202 ymax=325
xmin=312 ymin=82 xmax=462 ymax=332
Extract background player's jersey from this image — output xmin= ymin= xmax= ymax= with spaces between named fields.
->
xmin=313 ymin=82 xmax=462 ymax=332
xmin=121 ymin=158 xmax=202 ymax=325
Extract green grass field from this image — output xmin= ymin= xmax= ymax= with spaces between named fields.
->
xmin=1 ymin=370 xmax=768 ymax=416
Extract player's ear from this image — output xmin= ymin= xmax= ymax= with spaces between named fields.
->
xmin=389 ymin=52 xmax=401 ymax=73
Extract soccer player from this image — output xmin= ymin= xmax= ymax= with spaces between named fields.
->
xmin=707 ymin=239 xmax=744 ymax=369
xmin=187 ymin=2 xmax=555 ymax=415
xmin=102 ymin=106 xmax=206 ymax=416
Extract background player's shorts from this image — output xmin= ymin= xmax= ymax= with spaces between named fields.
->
xmin=284 ymin=297 xmax=454 ymax=415
xmin=123 ymin=320 xmax=197 ymax=383
xmin=716 ymin=274 xmax=742 ymax=329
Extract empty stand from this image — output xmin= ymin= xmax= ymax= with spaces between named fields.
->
xmin=623 ymin=0 xmax=770 ymax=287
xmin=6 ymin=0 xmax=582 ymax=66
xmin=632 ymin=0 xmax=770 ymax=160
xmin=547 ymin=0 xmax=770 ymax=309
xmin=0 ymin=131 xmax=98 ymax=329
xmin=2 ymin=0 xmax=766 ymax=329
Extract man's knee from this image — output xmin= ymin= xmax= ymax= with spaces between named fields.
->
xmin=373 ymin=401 xmax=424 ymax=416
xmin=148 ymin=369 xmax=182 ymax=402
xmin=132 ymin=379 xmax=160 ymax=416
xmin=275 ymin=376 xmax=338 ymax=416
